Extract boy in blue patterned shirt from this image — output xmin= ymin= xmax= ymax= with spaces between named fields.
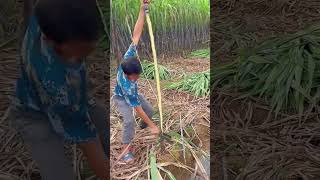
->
xmin=113 ymin=0 xmax=160 ymax=164
xmin=8 ymin=0 xmax=108 ymax=179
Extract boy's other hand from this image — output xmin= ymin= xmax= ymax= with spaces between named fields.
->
xmin=141 ymin=0 xmax=151 ymax=6
xmin=149 ymin=124 xmax=160 ymax=135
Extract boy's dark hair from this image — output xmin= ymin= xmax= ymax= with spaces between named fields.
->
xmin=121 ymin=57 xmax=143 ymax=75
xmin=34 ymin=0 xmax=103 ymax=44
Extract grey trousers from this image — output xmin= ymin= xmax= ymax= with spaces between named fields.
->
xmin=113 ymin=95 xmax=153 ymax=144
xmin=7 ymin=102 xmax=108 ymax=180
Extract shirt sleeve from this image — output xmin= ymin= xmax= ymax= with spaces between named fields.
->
xmin=117 ymin=70 xmax=140 ymax=107
xmin=21 ymin=15 xmax=41 ymax=66
xmin=123 ymin=43 xmax=138 ymax=60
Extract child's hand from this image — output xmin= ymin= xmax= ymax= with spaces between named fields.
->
xmin=149 ymin=124 xmax=160 ymax=135
xmin=141 ymin=0 xmax=151 ymax=6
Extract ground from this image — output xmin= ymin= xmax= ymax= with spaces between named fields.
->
xmin=110 ymin=58 xmax=210 ymax=179
xmin=0 ymin=44 xmax=209 ymax=180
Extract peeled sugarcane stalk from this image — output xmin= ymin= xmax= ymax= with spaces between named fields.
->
xmin=144 ymin=3 xmax=164 ymax=132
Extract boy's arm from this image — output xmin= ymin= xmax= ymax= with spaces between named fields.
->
xmin=135 ymin=106 xmax=160 ymax=134
xmin=131 ymin=0 xmax=149 ymax=45
xmin=123 ymin=0 xmax=150 ymax=59
xmin=134 ymin=106 xmax=154 ymax=127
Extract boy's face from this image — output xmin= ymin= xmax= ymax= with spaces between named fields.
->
xmin=49 ymin=38 xmax=96 ymax=64
xmin=127 ymin=74 xmax=140 ymax=81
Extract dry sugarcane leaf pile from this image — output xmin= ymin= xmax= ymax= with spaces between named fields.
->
xmin=212 ymin=92 xmax=320 ymax=180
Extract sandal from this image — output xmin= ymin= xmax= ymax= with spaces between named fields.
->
xmin=122 ymin=152 xmax=134 ymax=164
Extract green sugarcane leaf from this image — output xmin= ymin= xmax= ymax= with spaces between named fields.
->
xmin=150 ymin=152 xmax=159 ymax=180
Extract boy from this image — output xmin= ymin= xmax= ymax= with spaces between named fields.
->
xmin=8 ymin=0 xmax=109 ymax=179
xmin=113 ymin=0 xmax=160 ymax=163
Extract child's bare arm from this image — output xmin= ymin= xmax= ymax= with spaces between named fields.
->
xmin=132 ymin=0 xmax=150 ymax=45
xmin=134 ymin=106 xmax=160 ymax=134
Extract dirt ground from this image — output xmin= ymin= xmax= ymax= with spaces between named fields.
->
xmin=110 ymin=57 xmax=210 ymax=179
xmin=212 ymin=0 xmax=320 ymax=179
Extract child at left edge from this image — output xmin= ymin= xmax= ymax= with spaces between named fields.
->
xmin=8 ymin=0 xmax=109 ymax=179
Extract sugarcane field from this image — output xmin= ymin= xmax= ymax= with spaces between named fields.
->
xmin=0 ymin=0 xmax=210 ymax=180
xmin=213 ymin=0 xmax=320 ymax=179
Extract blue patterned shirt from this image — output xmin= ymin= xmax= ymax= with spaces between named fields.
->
xmin=114 ymin=44 xmax=140 ymax=107
xmin=14 ymin=16 xmax=97 ymax=143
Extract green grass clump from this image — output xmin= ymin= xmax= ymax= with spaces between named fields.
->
xmin=188 ymin=48 xmax=210 ymax=59
xmin=141 ymin=61 xmax=171 ymax=80
xmin=213 ymin=25 xmax=320 ymax=114
xmin=167 ymin=71 xmax=210 ymax=97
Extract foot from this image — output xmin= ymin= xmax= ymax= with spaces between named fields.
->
xmin=122 ymin=152 xmax=134 ymax=164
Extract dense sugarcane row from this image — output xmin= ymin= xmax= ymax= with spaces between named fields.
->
xmin=110 ymin=0 xmax=210 ymax=58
